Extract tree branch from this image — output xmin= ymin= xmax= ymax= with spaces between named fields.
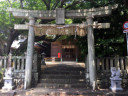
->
xmin=65 ymin=1 xmax=80 ymax=9
xmin=42 ymin=0 xmax=50 ymax=10
xmin=7 ymin=0 xmax=12 ymax=8
xmin=47 ymin=0 xmax=51 ymax=10
xmin=124 ymin=0 xmax=128 ymax=7
xmin=0 ymin=41 xmax=5 ymax=55
xmin=59 ymin=0 xmax=66 ymax=8
xmin=65 ymin=0 xmax=98 ymax=9
xmin=51 ymin=0 xmax=60 ymax=10
xmin=5 ymin=29 xmax=19 ymax=54
xmin=20 ymin=0 xmax=24 ymax=9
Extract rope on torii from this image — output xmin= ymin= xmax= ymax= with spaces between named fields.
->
xmin=14 ymin=22 xmax=105 ymax=36
xmin=33 ymin=24 xmax=87 ymax=36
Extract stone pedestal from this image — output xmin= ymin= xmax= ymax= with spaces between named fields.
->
xmin=2 ymin=67 xmax=14 ymax=91
xmin=110 ymin=77 xmax=123 ymax=91
xmin=2 ymin=77 xmax=14 ymax=90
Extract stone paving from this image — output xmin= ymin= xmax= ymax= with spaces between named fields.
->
xmin=0 ymin=88 xmax=128 ymax=96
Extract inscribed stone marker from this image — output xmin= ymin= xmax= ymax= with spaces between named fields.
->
xmin=56 ymin=8 xmax=65 ymax=24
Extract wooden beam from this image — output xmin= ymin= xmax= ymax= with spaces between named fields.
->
xmin=8 ymin=5 xmax=118 ymax=19
xmin=14 ymin=23 xmax=110 ymax=30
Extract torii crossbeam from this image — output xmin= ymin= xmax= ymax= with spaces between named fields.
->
xmin=8 ymin=5 xmax=117 ymax=19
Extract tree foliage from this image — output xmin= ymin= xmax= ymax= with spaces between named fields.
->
xmin=73 ymin=0 xmax=128 ymax=59
xmin=0 ymin=0 xmax=128 ymax=58
xmin=0 ymin=0 xmax=90 ymax=56
xmin=0 ymin=1 xmax=23 ymax=56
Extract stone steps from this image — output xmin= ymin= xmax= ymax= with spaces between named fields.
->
xmin=37 ymin=83 xmax=87 ymax=88
xmin=39 ymin=79 xmax=85 ymax=84
xmin=37 ymin=64 xmax=86 ymax=89
xmin=25 ymin=92 xmax=105 ymax=96
xmin=41 ymin=71 xmax=85 ymax=75
xmin=42 ymin=67 xmax=85 ymax=71
xmin=40 ymin=74 xmax=85 ymax=79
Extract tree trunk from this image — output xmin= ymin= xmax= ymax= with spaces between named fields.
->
xmin=5 ymin=29 xmax=19 ymax=55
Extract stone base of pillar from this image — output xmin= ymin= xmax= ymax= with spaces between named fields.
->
xmin=2 ymin=78 xmax=14 ymax=91
xmin=2 ymin=86 xmax=14 ymax=91
xmin=2 ymin=67 xmax=14 ymax=91
xmin=110 ymin=78 xmax=123 ymax=92
xmin=110 ymin=87 xmax=123 ymax=92
xmin=85 ymin=72 xmax=89 ymax=81
xmin=85 ymin=72 xmax=90 ymax=88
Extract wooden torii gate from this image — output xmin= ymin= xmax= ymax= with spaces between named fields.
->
xmin=8 ymin=5 xmax=117 ymax=90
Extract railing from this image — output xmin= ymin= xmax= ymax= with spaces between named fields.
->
xmin=12 ymin=56 xmax=26 ymax=72
xmin=0 ymin=56 xmax=8 ymax=68
xmin=0 ymin=54 xmax=41 ymax=88
xmin=1 ymin=56 xmax=127 ymax=72
xmin=95 ymin=57 xmax=128 ymax=71
xmin=0 ymin=55 xmax=39 ymax=72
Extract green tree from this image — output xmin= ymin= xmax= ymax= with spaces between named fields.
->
xmin=0 ymin=0 xmax=127 ymax=58
xmin=0 ymin=0 xmax=23 ymax=56
xmin=72 ymin=0 xmax=128 ymax=59
xmin=0 ymin=0 xmax=94 ymax=56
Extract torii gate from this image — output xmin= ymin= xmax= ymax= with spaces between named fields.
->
xmin=8 ymin=5 xmax=117 ymax=90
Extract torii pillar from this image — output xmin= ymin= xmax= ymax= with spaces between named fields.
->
xmin=24 ymin=17 xmax=35 ymax=89
xmin=86 ymin=15 xmax=96 ymax=90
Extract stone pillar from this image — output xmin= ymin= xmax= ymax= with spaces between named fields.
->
xmin=24 ymin=17 xmax=35 ymax=89
xmin=86 ymin=16 xmax=96 ymax=90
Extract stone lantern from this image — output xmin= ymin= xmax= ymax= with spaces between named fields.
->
xmin=2 ymin=53 xmax=14 ymax=90
xmin=2 ymin=67 xmax=14 ymax=90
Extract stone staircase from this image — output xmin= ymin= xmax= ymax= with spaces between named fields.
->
xmin=14 ymin=63 xmax=127 ymax=96
xmin=37 ymin=64 xmax=87 ymax=89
